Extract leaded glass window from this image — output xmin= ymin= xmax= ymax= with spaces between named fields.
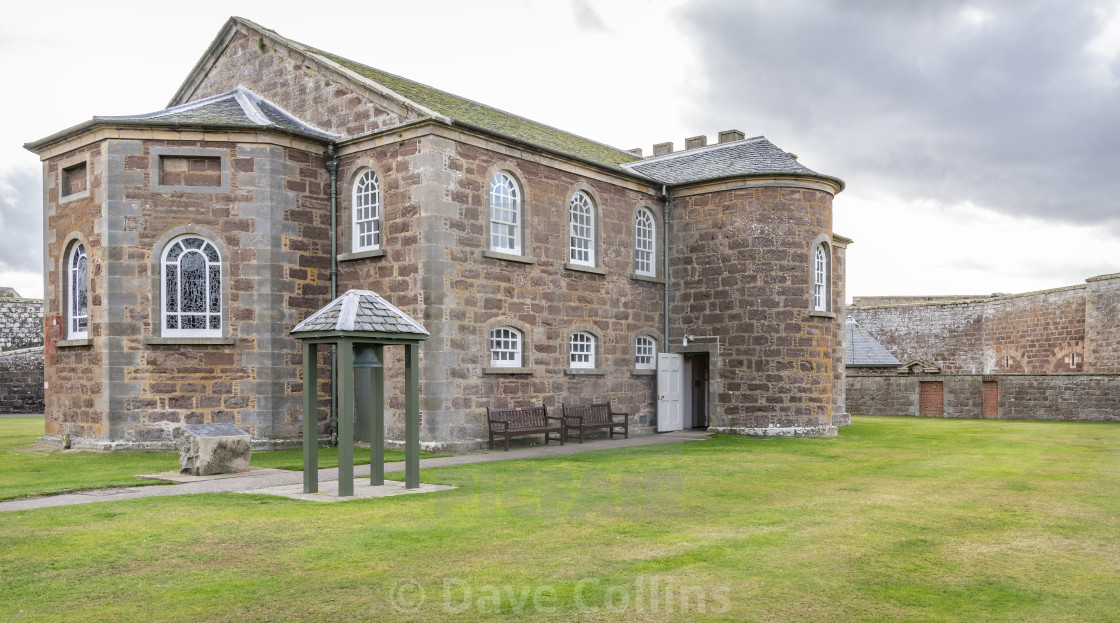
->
xmin=570 ymin=332 xmax=595 ymax=369
xmin=490 ymin=327 xmax=522 ymax=367
xmin=353 ymin=170 xmax=381 ymax=251
xmin=569 ymin=192 xmax=594 ymax=266
xmin=813 ymin=243 xmax=829 ymax=311
xmin=489 ymin=172 xmax=521 ymax=254
xmin=635 ymin=335 xmax=655 ymax=369
xmin=68 ymin=243 xmax=88 ymax=339
xmin=635 ymin=208 xmax=655 ymax=276
xmin=162 ymin=236 xmax=222 ymax=336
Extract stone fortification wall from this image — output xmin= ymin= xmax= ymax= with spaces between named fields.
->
xmin=1085 ymin=274 xmax=1120 ymax=373
xmin=0 ymin=296 xmax=44 ymax=351
xmin=850 ymin=284 xmax=1087 ymax=375
xmin=848 ymin=374 xmax=1119 ymax=422
xmin=0 ymin=347 xmax=44 ymax=413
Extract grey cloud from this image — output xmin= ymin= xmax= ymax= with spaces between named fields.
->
xmin=572 ymin=0 xmax=610 ymax=32
xmin=0 ymin=166 xmax=43 ymax=274
xmin=679 ymin=0 xmax=1120 ymax=228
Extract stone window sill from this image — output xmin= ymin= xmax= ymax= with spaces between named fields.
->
xmin=57 ymin=338 xmax=92 ymax=347
xmin=631 ymin=273 xmax=665 ymax=284
xmin=144 ymin=337 xmax=235 ymax=346
xmin=566 ymin=368 xmax=605 ymax=376
xmin=483 ymin=366 xmax=536 ymax=375
xmin=631 ymin=368 xmax=656 ymax=376
xmin=564 ymin=263 xmax=606 ymax=275
xmin=338 ymin=248 xmax=387 ymax=262
xmin=482 ymin=250 xmax=536 ymax=264
xmin=59 ymin=190 xmax=90 ymax=204
xmin=808 ymin=310 xmax=837 ymax=319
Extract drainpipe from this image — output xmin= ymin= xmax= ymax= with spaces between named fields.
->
xmin=326 ymin=144 xmax=340 ymax=447
xmin=662 ymin=185 xmax=671 ymax=351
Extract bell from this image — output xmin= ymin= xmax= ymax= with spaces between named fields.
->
xmin=353 ymin=344 xmax=383 ymax=368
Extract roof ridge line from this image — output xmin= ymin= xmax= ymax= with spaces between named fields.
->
xmin=232 ymin=87 xmax=271 ymax=125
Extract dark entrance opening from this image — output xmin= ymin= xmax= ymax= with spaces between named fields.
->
xmin=685 ymin=353 xmax=709 ymax=428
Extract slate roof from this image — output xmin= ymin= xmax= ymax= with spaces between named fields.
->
xmin=0 ymin=287 xmax=21 ymax=298
xmin=291 ymin=290 xmax=429 ymax=337
xmin=845 ymin=317 xmax=901 ymax=366
xmin=622 ymin=136 xmax=843 ymax=188
xmin=95 ymin=87 xmax=339 ymax=140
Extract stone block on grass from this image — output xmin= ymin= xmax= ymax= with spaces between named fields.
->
xmin=177 ymin=424 xmax=251 ymax=475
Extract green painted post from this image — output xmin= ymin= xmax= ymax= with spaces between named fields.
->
xmin=405 ymin=342 xmax=420 ymax=489
xmin=338 ymin=339 xmax=355 ymax=497
xmin=302 ymin=341 xmax=318 ymax=494
xmin=371 ymin=345 xmax=385 ymax=486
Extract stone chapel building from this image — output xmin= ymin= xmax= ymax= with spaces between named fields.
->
xmin=26 ymin=17 xmax=848 ymax=449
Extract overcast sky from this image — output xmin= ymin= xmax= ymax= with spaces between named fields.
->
xmin=2 ymin=0 xmax=1118 ymax=300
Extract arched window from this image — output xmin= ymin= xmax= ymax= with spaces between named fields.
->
xmin=635 ymin=335 xmax=655 ymax=370
xmin=812 ymin=242 xmax=830 ymax=311
xmin=489 ymin=172 xmax=521 ymax=254
xmin=353 ymin=170 xmax=380 ymax=252
xmin=162 ymin=236 xmax=222 ymax=337
xmin=67 ymin=242 xmax=88 ymax=339
xmin=569 ymin=192 xmax=594 ymax=266
xmin=635 ymin=208 xmax=655 ymax=276
xmin=490 ymin=327 xmax=522 ymax=367
xmin=569 ymin=332 xmax=596 ymax=369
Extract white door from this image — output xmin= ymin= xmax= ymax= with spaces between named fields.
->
xmin=657 ymin=353 xmax=683 ymax=432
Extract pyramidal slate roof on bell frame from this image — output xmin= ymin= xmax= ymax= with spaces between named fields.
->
xmin=291 ymin=290 xmax=429 ymax=337
xmin=845 ymin=317 xmax=902 ymax=367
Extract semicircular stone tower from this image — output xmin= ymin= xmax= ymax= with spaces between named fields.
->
xmin=626 ymin=134 xmax=848 ymax=437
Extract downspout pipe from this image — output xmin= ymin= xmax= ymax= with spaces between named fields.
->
xmin=662 ymin=184 xmax=671 ymax=351
xmin=326 ymin=144 xmax=340 ymax=447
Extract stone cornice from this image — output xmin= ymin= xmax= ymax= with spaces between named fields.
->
xmin=26 ymin=125 xmax=328 ymax=161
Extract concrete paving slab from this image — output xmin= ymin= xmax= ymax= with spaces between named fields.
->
xmin=137 ymin=466 xmax=286 ymax=484
xmin=236 ymin=479 xmax=455 ymax=502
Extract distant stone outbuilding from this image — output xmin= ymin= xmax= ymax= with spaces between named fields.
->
xmin=0 ymin=288 xmax=44 ymax=413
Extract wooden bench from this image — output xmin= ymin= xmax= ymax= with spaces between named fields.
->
xmin=486 ymin=405 xmax=565 ymax=451
xmin=561 ymin=401 xmax=630 ymax=443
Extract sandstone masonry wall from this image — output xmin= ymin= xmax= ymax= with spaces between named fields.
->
xmin=42 ymin=141 xmax=105 ymax=438
xmin=0 ymin=348 xmax=45 ymax=413
xmin=189 ymin=31 xmax=416 ymax=138
xmin=1085 ymin=274 xmax=1120 ymax=373
xmin=670 ymin=186 xmax=839 ymax=435
xmin=851 ymin=285 xmax=1087 ymax=375
xmin=849 ymin=374 xmax=1120 ymax=421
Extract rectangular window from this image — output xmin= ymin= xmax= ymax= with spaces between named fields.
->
xmin=160 ymin=156 xmax=222 ymax=187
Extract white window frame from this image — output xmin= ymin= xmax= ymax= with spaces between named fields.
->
xmin=569 ymin=332 xmax=595 ymax=369
xmin=489 ymin=172 xmax=522 ymax=254
xmin=352 ymin=169 xmax=381 ymax=252
xmin=161 ymin=235 xmax=223 ymax=337
xmin=635 ymin=208 xmax=656 ymax=276
xmin=813 ymin=242 xmax=830 ymax=312
xmin=489 ymin=327 xmax=522 ymax=368
xmin=569 ymin=192 xmax=595 ymax=266
xmin=67 ymin=242 xmax=88 ymax=339
xmin=635 ymin=335 xmax=656 ymax=370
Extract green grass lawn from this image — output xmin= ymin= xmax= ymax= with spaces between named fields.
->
xmin=1 ymin=415 xmax=1118 ymax=622
xmin=0 ymin=417 xmax=441 ymax=500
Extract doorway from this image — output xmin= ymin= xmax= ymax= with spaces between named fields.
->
xmin=683 ymin=353 xmax=709 ymax=428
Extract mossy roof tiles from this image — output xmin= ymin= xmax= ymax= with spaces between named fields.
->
xmin=304 ymin=49 xmax=643 ymax=172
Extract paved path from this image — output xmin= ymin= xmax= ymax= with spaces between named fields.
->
xmin=0 ymin=430 xmax=709 ymax=512
xmin=0 ymin=413 xmax=43 ymax=417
